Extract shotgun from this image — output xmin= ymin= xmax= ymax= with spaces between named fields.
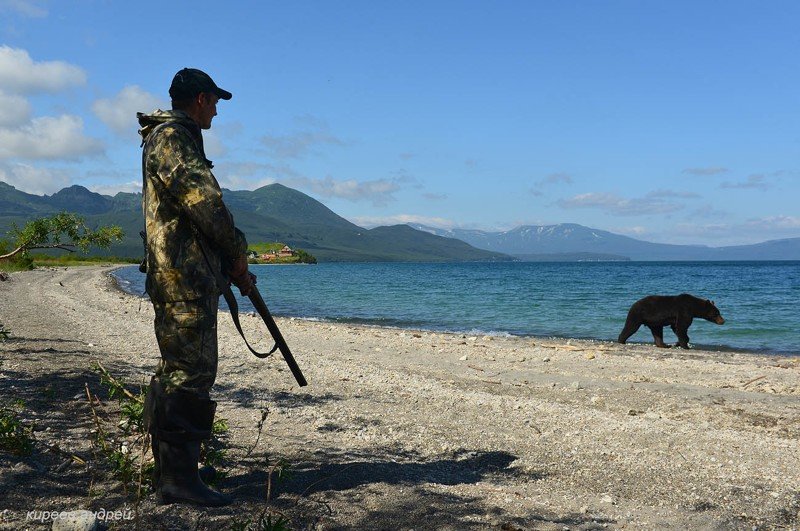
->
xmin=218 ymin=280 xmax=308 ymax=387
xmin=246 ymin=286 xmax=308 ymax=387
xmin=189 ymin=224 xmax=307 ymax=387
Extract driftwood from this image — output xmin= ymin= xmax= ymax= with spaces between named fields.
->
xmin=742 ymin=375 xmax=767 ymax=388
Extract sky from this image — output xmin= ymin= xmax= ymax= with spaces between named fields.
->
xmin=0 ymin=0 xmax=799 ymax=246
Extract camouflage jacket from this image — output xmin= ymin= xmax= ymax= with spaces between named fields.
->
xmin=137 ymin=109 xmax=247 ymax=303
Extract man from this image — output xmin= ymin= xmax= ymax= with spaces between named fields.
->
xmin=137 ymin=68 xmax=254 ymax=506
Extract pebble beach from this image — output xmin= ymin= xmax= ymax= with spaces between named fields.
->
xmin=0 ymin=266 xmax=798 ymax=530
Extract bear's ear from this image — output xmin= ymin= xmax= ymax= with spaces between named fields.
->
xmin=710 ymin=300 xmax=716 ymax=306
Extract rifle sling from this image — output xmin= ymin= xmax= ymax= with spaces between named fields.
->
xmin=195 ymin=230 xmax=308 ymax=387
xmin=194 ymin=233 xmax=277 ymax=360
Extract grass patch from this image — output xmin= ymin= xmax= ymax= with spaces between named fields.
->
xmin=89 ymin=363 xmax=235 ymax=492
xmin=87 ymin=363 xmax=152 ymax=499
xmin=0 ymin=402 xmax=34 ymax=456
xmin=30 ymin=253 xmax=138 ymax=266
xmin=200 ymin=415 xmax=231 ymax=486
xmin=0 ymin=242 xmax=33 ymax=271
xmin=231 ymin=513 xmax=292 ymax=531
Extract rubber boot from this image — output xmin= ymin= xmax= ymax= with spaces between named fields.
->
xmin=144 ymin=379 xmax=216 ymax=488
xmin=147 ymin=382 xmax=231 ymax=506
xmin=156 ymin=439 xmax=231 ymax=506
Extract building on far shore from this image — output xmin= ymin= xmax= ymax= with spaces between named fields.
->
xmin=259 ymin=245 xmax=294 ymax=261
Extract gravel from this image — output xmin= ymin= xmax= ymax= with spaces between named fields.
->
xmin=0 ymin=266 xmax=797 ymax=530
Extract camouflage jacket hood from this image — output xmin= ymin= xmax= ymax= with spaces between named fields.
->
xmin=139 ymin=109 xmax=246 ymax=302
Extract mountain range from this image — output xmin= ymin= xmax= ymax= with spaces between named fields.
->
xmin=408 ymin=223 xmax=800 ymax=261
xmin=0 ymin=181 xmax=508 ymax=262
xmin=1 ymin=180 xmax=798 ymax=262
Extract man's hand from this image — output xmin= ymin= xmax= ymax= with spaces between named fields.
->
xmin=229 ymin=255 xmax=257 ymax=296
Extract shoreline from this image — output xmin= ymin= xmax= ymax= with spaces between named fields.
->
xmin=1 ymin=265 xmax=798 ymax=529
xmin=109 ymin=264 xmax=800 ymax=358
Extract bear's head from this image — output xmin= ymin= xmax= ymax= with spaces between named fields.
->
xmin=704 ymin=299 xmax=725 ymax=325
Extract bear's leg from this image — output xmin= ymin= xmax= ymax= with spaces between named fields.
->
xmin=648 ymin=325 xmax=669 ymax=348
xmin=618 ymin=316 xmax=641 ymax=344
xmin=675 ymin=320 xmax=691 ymax=349
xmin=670 ymin=324 xmax=680 ymax=348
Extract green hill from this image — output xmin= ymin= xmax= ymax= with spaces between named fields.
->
xmin=0 ymin=181 xmax=510 ymax=263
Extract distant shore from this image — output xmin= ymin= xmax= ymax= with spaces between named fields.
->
xmin=0 ymin=265 xmax=798 ymax=529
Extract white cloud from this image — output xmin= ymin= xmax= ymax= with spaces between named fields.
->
xmin=721 ymin=174 xmax=770 ymax=191
xmin=691 ymin=204 xmax=730 ymax=220
xmin=423 ymin=192 xmax=447 ymax=201
xmin=90 ymin=181 xmax=141 ymax=196
xmin=213 ymin=161 xmax=298 ymax=190
xmin=743 ymin=215 xmax=800 ymax=231
xmin=303 ymin=175 xmax=401 ymax=206
xmin=0 ymin=163 xmax=72 ymax=195
xmin=203 ymin=129 xmax=227 ymax=159
xmin=0 ymin=0 xmax=47 ymax=17
xmin=260 ymin=122 xmax=345 ymax=160
xmin=664 ymin=216 xmax=800 ymax=245
xmin=540 ymin=172 xmax=573 ymax=185
xmin=557 ymin=191 xmax=685 ymax=216
xmin=682 ymin=167 xmax=728 ymax=176
xmin=218 ymin=174 xmax=278 ymax=191
xmin=92 ymin=85 xmax=165 ymax=136
xmin=0 ymin=46 xmax=85 ymax=94
xmin=670 ymin=223 xmax=732 ymax=239
xmin=0 ymin=89 xmax=31 ymax=126
xmin=646 ymin=189 xmax=700 ymax=199
xmin=350 ymin=214 xmax=457 ymax=229
xmin=214 ymin=159 xmax=407 ymax=204
xmin=0 ymin=115 xmax=104 ymax=160
xmin=531 ymin=172 xmax=574 ymax=196
xmin=611 ymin=225 xmax=649 ymax=236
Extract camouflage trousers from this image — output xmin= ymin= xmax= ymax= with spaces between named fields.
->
xmin=151 ymin=296 xmax=219 ymax=398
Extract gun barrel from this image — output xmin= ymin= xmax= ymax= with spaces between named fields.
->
xmin=248 ymin=287 xmax=308 ymax=387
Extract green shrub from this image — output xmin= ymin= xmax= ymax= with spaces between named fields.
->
xmin=0 ymin=405 xmax=34 ymax=456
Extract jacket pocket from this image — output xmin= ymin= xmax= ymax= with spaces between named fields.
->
xmin=146 ymin=267 xmax=218 ymax=302
xmin=166 ymin=300 xmax=216 ymax=329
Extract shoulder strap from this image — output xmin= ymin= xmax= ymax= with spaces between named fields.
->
xmin=195 ymin=235 xmax=278 ymax=359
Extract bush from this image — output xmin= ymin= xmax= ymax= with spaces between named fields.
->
xmin=0 ymin=404 xmax=34 ymax=456
xmin=0 ymin=240 xmax=33 ymax=271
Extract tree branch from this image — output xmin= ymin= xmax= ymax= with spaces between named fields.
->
xmin=0 ymin=243 xmax=77 ymax=261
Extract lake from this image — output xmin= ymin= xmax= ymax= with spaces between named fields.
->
xmin=112 ymin=261 xmax=800 ymax=355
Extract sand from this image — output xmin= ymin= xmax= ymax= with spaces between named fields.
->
xmin=0 ymin=265 xmax=798 ymax=530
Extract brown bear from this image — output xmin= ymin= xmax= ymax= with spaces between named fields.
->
xmin=618 ymin=293 xmax=725 ymax=349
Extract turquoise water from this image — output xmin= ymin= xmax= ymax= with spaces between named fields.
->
xmin=112 ymin=261 xmax=800 ymax=354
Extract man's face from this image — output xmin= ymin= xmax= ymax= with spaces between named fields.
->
xmin=197 ymin=92 xmax=219 ymax=129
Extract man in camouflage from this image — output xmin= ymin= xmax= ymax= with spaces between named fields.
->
xmin=137 ymin=68 xmax=254 ymax=506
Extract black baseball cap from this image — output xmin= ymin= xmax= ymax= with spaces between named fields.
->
xmin=169 ymin=68 xmax=232 ymax=100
